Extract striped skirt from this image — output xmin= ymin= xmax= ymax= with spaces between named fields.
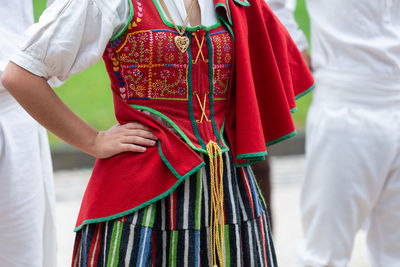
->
xmin=72 ymin=152 xmax=277 ymax=266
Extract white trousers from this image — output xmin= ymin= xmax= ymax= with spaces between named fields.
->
xmin=298 ymin=80 xmax=400 ymax=267
xmin=0 ymin=92 xmax=57 ymax=267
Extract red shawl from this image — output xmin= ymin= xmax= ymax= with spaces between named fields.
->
xmin=219 ymin=0 xmax=314 ymax=165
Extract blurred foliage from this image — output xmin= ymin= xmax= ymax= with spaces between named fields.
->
xmin=33 ymin=0 xmax=46 ymax=21
xmin=33 ymin=0 xmax=312 ymax=148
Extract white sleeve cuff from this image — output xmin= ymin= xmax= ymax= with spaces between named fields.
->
xmin=10 ymin=50 xmax=53 ymax=80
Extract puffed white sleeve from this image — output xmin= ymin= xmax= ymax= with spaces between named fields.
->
xmin=266 ymin=0 xmax=309 ymax=51
xmin=10 ymin=0 xmax=131 ymax=82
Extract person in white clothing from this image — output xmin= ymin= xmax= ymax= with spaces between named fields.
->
xmin=267 ymin=0 xmax=400 ymax=266
xmin=0 ymin=1 xmax=57 ymax=266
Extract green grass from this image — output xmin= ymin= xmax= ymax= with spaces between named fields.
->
xmin=33 ymin=0 xmax=312 ymax=147
xmin=292 ymin=0 xmax=312 ymax=130
xmin=47 ymin=62 xmax=117 ymax=148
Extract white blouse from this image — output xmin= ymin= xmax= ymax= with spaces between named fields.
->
xmin=11 ymin=0 xmax=218 ymax=82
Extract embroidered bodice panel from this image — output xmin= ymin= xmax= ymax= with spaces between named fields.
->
xmin=103 ymin=0 xmax=233 ymax=153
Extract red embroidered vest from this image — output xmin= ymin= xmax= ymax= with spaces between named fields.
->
xmin=75 ymin=0 xmax=235 ymax=232
xmin=104 ymin=0 xmax=234 ymax=154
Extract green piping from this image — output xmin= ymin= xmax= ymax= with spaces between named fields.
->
xmin=74 ymin=152 xmax=205 ymax=232
xmin=234 ymin=159 xmax=264 ymax=167
xmin=219 ymin=118 xmax=229 ymax=150
xmin=216 ymin=13 xmax=234 ymax=41
xmin=233 ymin=0 xmax=250 ymax=6
xmin=290 ymin=107 xmax=298 ymax=114
xmin=131 ymin=104 xmax=206 ymax=153
xmin=225 ymin=0 xmax=232 ymax=23
xmin=206 ymin=32 xmax=223 ymax=148
xmin=152 ymin=0 xmax=221 ymax=31
xmin=158 ymin=140 xmax=183 ymax=178
xmin=215 ymin=3 xmax=232 ymax=26
xmin=236 ymin=151 xmax=268 ymax=160
xmin=266 ymin=130 xmax=297 ymax=147
xmin=110 ymin=0 xmax=134 ymax=41
xmin=187 ymin=34 xmax=207 ymax=150
xmin=295 ymin=83 xmax=315 ymax=100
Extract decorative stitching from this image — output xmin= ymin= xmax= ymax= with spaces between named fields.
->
xmin=110 ymin=30 xmax=189 ymax=100
xmin=210 ymin=31 xmax=232 ymax=99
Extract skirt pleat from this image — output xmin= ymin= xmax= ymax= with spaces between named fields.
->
xmin=72 ymin=152 xmax=278 ymax=267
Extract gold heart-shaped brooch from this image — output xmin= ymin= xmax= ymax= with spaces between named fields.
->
xmin=174 ymin=35 xmax=190 ymax=53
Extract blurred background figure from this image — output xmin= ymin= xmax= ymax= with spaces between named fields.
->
xmin=0 ymin=1 xmax=57 ymax=266
xmin=267 ymin=0 xmax=400 ymax=266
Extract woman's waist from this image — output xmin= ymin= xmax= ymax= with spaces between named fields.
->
xmin=128 ymin=100 xmax=229 ymax=154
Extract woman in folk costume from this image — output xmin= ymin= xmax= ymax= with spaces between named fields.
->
xmin=3 ymin=0 xmax=313 ymax=265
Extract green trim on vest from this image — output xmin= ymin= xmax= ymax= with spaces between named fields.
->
xmin=234 ymin=159 xmax=264 ymax=167
xmin=233 ymin=0 xmax=250 ymax=7
xmin=110 ymin=0 xmax=134 ymax=41
xmin=266 ymin=130 xmax=297 ymax=147
xmin=74 ymin=140 xmax=205 ymax=232
xmin=236 ymin=150 xmax=268 ymax=160
xmin=131 ymin=104 xmax=207 ymax=153
xmin=187 ymin=34 xmax=207 ymax=150
xmin=215 ymin=2 xmax=232 ymax=26
xmin=206 ymin=32 xmax=223 ymax=148
xmin=295 ymin=83 xmax=315 ymax=100
xmin=216 ymin=13 xmax=234 ymax=41
xmin=219 ymin=118 xmax=229 ymax=150
xmin=158 ymin=141 xmax=201 ymax=179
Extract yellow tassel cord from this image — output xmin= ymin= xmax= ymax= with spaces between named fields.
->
xmin=194 ymin=92 xmax=211 ymax=123
xmin=193 ymin=91 xmax=224 ymax=266
xmin=192 ymin=33 xmax=208 ymax=64
xmin=207 ymin=141 xmax=225 ymax=267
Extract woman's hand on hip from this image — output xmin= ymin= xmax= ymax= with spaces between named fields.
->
xmin=93 ymin=122 xmax=158 ymax=159
xmin=2 ymin=62 xmax=158 ymax=159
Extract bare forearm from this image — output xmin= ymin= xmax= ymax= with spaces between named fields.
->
xmin=2 ymin=62 xmax=99 ymax=156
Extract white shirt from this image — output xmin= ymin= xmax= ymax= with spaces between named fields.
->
xmin=267 ymin=0 xmax=400 ymax=90
xmin=0 ymin=0 xmax=59 ymax=106
xmin=0 ymin=1 xmax=35 ymax=93
xmin=11 ymin=0 xmax=218 ymax=83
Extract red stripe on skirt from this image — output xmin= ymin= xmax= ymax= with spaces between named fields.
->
xmin=71 ymin=232 xmax=82 ymax=267
xmin=92 ymin=224 xmax=103 ymax=266
xmin=88 ymin=224 xmax=99 ymax=264
xmin=169 ymin=190 xmax=177 ymax=230
xmin=259 ymin=216 xmax=269 ymax=266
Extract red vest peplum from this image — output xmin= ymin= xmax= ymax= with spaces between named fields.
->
xmin=75 ymin=0 xmax=314 ymax=231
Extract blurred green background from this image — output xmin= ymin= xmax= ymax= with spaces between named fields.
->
xmin=33 ymin=0 xmax=312 ymax=148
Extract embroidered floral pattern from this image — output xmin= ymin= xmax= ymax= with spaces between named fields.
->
xmin=110 ymin=30 xmax=189 ymax=100
xmin=211 ymin=31 xmax=232 ymax=99
xmin=106 ymin=0 xmax=233 ymax=102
